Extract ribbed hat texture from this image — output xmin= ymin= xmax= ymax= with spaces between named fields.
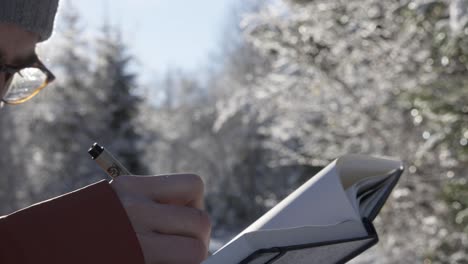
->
xmin=0 ymin=0 xmax=59 ymax=41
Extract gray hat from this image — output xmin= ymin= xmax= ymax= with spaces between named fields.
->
xmin=0 ymin=0 xmax=59 ymax=42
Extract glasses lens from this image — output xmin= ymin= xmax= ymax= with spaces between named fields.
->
xmin=3 ymin=68 xmax=47 ymax=103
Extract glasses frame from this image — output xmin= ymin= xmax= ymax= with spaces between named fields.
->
xmin=1 ymin=56 xmax=55 ymax=105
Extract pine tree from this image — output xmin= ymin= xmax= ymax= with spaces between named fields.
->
xmin=92 ymin=23 xmax=146 ymax=175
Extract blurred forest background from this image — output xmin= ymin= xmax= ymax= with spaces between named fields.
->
xmin=0 ymin=0 xmax=467 ymax=263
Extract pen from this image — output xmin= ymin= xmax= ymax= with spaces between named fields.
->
xmin=89 ymin=143 xmax=214 ymax=257
xmin=88 ymin=142 xmax=132 ymax=178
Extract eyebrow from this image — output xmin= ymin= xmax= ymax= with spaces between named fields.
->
xmin=0 ymin=49 xmax=37 ymax=67
xmin=13 ymin=53 xmax=38 ymax=68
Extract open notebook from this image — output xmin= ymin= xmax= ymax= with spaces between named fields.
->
xmin=203 ymin=155 xmax=404 ymax=264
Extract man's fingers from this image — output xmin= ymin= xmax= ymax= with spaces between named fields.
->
xmin=123 ymin=199 xmax=211 ymax=247
xmin=138 ymin=232 xmax=208 ymax=264
xmin=112 ymin=174 xmax=205 ymax=209
xmin=111 ymin=174 xmax=212 ymax=263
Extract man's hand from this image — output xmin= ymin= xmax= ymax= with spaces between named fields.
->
xmin=111 ymin=174 xmax=211 ymax=264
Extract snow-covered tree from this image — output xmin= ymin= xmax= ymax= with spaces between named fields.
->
xmin=215 ymin=0 xmax=468 ymax=262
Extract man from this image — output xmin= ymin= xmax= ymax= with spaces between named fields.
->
xmin=0 ymin=1 xmax=211 ymax=263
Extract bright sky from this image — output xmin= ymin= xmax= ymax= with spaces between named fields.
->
xmin=67 ymin=0 xmax=236 ymax=81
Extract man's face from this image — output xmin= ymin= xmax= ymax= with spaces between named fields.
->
xmin=0 ymin=23 xmax=39 ymax=100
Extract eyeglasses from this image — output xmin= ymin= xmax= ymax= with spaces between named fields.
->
xmin=1 ymin=56 xmax=55 ymax=105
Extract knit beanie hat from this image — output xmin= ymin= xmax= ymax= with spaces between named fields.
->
xmin=0 ymin=0 xmax=59 ymax=42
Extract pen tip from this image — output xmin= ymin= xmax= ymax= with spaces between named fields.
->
xmin=88 ymin=142 xmax=104 ymax=160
